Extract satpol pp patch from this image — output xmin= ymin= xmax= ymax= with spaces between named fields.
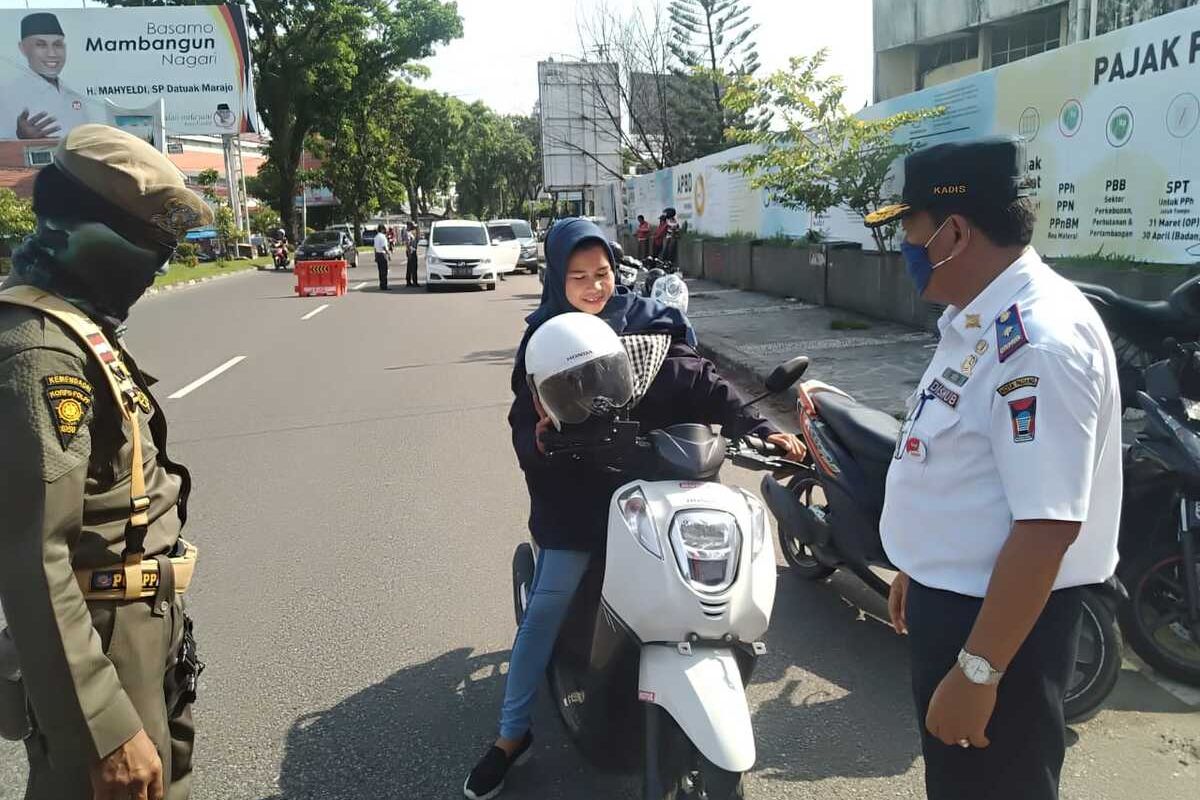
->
xmin=43 ymin=375 xmax=93 ymax=450
xmin=996 ymin=304 xmax=1029 ymax=363
xmin=1008 ymin=396 xmax=1037 ymax=443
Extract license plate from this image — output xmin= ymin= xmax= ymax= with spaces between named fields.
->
xmin=1186 ymin=497 xmax=1200 ymax=530
xmin=451 ymin=268 xmax=473 ymax=277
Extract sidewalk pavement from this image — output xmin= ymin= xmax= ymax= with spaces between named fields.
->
xmin=686 ymin=278 xmax=937 ymax=419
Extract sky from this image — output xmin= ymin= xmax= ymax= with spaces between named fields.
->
xmin=415 ymin=0 xmax=875 ymax=115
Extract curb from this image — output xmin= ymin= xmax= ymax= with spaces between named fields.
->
xmin=145 ymin=266 xmax=259 ymax=296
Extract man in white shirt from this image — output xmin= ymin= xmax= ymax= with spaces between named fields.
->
xmin=866 ymin=139 xmax=1122 ymax=800
xmin=0 ymin=13 xmax=93 ymax=140
xmin=373 ymin=224 xmax=391 ymax=291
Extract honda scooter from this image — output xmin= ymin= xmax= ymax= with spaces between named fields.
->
xmin=760 ymin=373 xmax=1125 ymax=723
xmin=512 ymin=358 xmax=809 ymax=798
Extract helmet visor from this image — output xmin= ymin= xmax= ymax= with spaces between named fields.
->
xmin=537 ymin=352 xmax=635 ymax=426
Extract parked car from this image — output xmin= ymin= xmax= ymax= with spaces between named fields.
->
xmin=425 ymin=220 xmax=501 ymax=291
xmin=487 ymin=219 xmax=539 ymax=273
xmin=294 ymin=230 xmax=359 ymax=268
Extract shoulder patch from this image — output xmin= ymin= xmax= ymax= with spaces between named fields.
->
xmin=43 ymin=375 xmax=93 ymax=450
xmin=1008 ymin=396 xmax=1037 ymax=442
xmin=996 ymin=304 xmax=1029 ymax=363
xmin=996 ymin=375 xmax=1039 ymax=396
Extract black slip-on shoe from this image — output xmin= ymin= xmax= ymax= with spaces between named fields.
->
xmin=462 ymin=732 xmax=533 ymax=800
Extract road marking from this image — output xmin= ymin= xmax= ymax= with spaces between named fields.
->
xmin=301 ymin=304 xmax=330 ymax=320
xmin=168 ymin=356 xmax=246 ymax=400
xmin=352 ymin=282 xmax=368 ymax=291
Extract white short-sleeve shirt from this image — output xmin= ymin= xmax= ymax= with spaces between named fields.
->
xmin=880 ymin=248 xmax=1122 ymax=597
xmin=373 ymin=232 xmax=389 ymax=254
xmin=0 ymin=72 xmax=94 ymax=139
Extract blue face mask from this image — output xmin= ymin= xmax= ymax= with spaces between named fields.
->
xmin=900 ymin=218 xmax=965 ymax=297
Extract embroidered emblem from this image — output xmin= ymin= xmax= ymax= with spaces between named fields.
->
xmin=996 ymin=304 xmax=1029 ymax=363
xmin=150 ymin=198 xmax=203 ymax=239
xmin=996 ymin=376 xmax=1040 ymax=397
xmin=43 ymin=375 xmax=93 ymax=450
xmin=1008 ymin=397 xmax=1037 ymax=443
xmin=928 ymin=378 xmax=960 ymax=408
xmin=942 ymin=367 xmax=969 ymax=387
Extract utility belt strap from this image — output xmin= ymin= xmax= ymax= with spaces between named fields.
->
xmin=75 ymin=541 xmax=197 ymax=602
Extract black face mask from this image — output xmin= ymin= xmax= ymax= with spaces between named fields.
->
xmin=9 ymin=218 xmax=171 ymax=324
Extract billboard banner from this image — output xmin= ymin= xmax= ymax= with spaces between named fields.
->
xmin=0 ymin=4 xmax=257 ymax=142
xmin=621 ymin=6 xmax=1200 ymax=264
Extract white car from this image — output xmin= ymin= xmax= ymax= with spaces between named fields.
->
xmin=425 ymin=220 xmax=506 ymax=291
xmin=487 ymin=219 xmax=539 ymax=273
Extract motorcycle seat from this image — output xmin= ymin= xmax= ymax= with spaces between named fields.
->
xmin=1075 ymin=280 xmax=1200 ymax=337
xmin=812 ymin=391 xmax=900 ymax=466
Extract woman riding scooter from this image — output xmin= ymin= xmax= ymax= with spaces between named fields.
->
xmin=463 ymin=218 xmax=805 ymax=799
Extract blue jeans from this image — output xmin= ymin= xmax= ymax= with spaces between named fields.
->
xmin=499 ymin=548 xmax=591 ymax=740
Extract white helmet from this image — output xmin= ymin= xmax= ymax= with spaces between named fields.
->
xmin=525 ymin=313 xmax=635 ymax=430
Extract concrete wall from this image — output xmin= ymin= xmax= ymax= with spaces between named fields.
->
xmin=875 ymin=0 xmax=1071 ymax=49
xmin=876 ymin=47 xmax=919 ymax=102
xmin=922 ymin=57 xmax=983 ymax=90
xmin=688 ymin=238 xmax=1196 ymax=333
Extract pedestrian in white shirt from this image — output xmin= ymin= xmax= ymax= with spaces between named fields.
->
xmin=865 ymin=138 xmax=1121 ymax=800
xmin=0 ymin=13 xmax=93 ymax=140
xmin=373 ymin=224 xmax=391 ymax=291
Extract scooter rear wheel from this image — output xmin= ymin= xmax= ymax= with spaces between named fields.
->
xmin=1064 ymin=588 xmax=1122 ymax=724
xmin=1119 ymin=540 xmax=1200 ymax=685
xmin=779 ymin=476 xmax=835 ymax=581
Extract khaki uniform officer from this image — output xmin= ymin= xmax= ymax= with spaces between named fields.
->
xmin=867 ymin=139 xmax=1122 ymax=800
xmin=0 ymin=124 xmax=212 ymax=800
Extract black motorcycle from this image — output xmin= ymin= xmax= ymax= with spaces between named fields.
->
xmin=1075 ymin=274 xmax=1200 ymax=408
xmin=1117 ymin=341 xmax=1200 ymax=685
xmin=759 ymin=374 xmax=1125 ymax=723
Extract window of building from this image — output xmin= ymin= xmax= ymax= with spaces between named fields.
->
xmin=919 ymin=34 xmax=980 ymax=74
xmin=25 ymin=148 xmax=53 ymax=167
xmin=1096 ymin=0 xmax=1198 ymax=36
xmin=989 ymin=9 xmax=1063 ymax=68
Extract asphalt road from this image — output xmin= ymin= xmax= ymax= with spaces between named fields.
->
xmin=1 ymin=263 xmax=1197 ymax=799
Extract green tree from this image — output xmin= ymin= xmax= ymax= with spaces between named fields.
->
xmin=668 ymin=0 xmax=763 ymax=158
xmin=195 ymin=168 xmax=221 ymax=203
xmin=721 ymin=50 xmax=942 ymax=253
xmin=395 ymin=88 xmax=463 ymax=217
xmin=453 ymin=108 xmax=536 ymax=220
xmin=213 ymin=204 xmax=245 ymax=261
xmin=249 ymin=207 xmax=282 ymax=236
xmin=0 ymin=188 xmax=36 ymax=246
xmin=508 ymin=114 xmax=544 ymax=220
xmin=317 ymin=81 xmax=411 ymax=241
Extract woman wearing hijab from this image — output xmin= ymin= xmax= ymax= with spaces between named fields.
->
xmin=464 ymin=219 xmax=804 ymax=799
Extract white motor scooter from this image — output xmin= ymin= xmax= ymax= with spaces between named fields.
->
xmin=511 ymin=357 xmax=809 ymax=798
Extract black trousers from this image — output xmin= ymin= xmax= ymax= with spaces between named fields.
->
xmin=406 ymin=251 xmax=419 ymax=286
xmin=907 ymin=580 xmax=1083 ymax=800
xmin=375 ymin=252 xmax=389 ymax=289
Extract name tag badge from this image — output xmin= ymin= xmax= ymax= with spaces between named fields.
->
xmin=905 ymin=436 xmax=927 ymax=462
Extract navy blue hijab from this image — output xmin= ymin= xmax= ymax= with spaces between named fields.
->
xmin=512 ymin=218 xmax=695 ymax=393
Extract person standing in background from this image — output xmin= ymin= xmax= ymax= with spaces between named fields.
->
xmin=405 ymin=221 xmax=420 ymax=288
xmin=374 ymin=224 xmax=391 ymax=291
xmin=651 ymin=214 xmax=667 ymax=258
xmin=635 ymin=214 xmax=650 ymax=260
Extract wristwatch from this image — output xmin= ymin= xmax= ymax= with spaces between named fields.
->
xmin=957 ymin=649 xmax=1004 ymax=685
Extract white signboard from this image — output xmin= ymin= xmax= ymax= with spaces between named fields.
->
xmin=0 ymin=4 xmax=257 ymax=142
xmin=538 ymin=60 xmax=622 ymax=192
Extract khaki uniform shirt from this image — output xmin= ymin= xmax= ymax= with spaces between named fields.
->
xmin=0 ymin=303 xmax=185 ymax=764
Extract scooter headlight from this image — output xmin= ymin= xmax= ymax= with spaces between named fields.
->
xmin=669 ymin=510 xmax=741 ymax=594
xmin=737 ymin=488 xmax=768 ymax=557
xmin=617 ymin=487 xmax=663 ymax=559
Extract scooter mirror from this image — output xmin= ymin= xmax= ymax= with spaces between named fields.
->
xmin=766 ymin=356 xmax=810 ymax=394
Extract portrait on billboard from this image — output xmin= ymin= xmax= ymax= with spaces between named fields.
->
xmin=0 ymin=4 xmax=258 ymax=142
xmin=0 ymin=12 xmax=96 ymax=139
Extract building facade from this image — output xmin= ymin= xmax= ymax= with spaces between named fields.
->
xmin=874 ymin=0 xmax=1198 ymax=101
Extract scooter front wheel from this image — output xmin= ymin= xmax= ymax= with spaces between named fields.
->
xmin=647 ymin=705 xmax=744 ymax=800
